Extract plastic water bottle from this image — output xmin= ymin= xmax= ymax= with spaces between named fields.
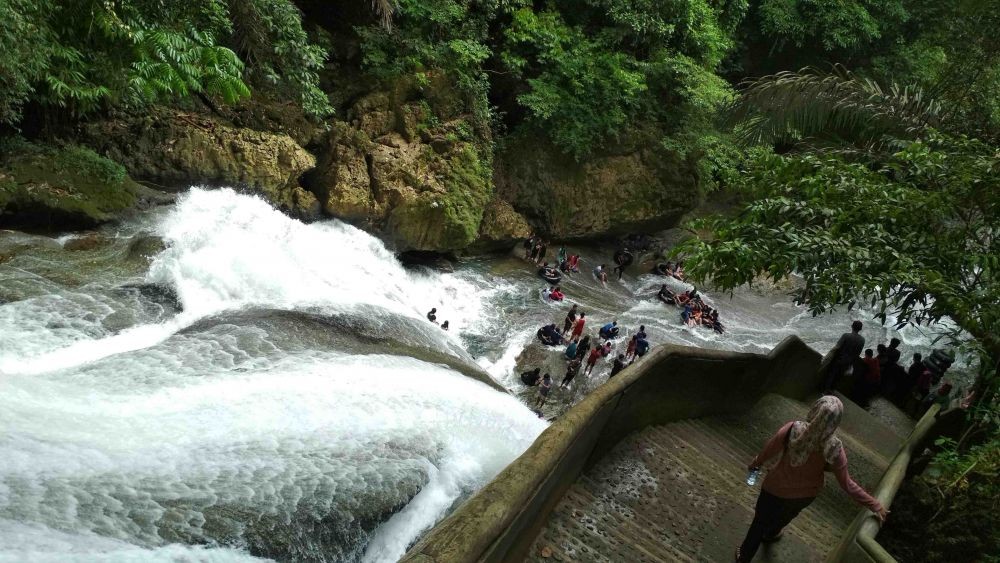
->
xmin=746 ymin=468 xmax=761 ymax=487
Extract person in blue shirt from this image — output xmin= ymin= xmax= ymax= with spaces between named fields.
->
xmin=599 ymin=320 xmax=619 ymax=340
xmin=635 ymin=337 xmax=650 ymax=357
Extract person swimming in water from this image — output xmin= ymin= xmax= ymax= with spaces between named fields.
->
xmin=550 ymin=286 xmax=565 ymax=301
xmin=567 ymin=254 xmax=580 ymax=273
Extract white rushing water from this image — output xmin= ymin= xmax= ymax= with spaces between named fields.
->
xmin=0 ymin=187 xmax=972 ymax=562
xmin=0 ymin=188 xmax=547 ymax=562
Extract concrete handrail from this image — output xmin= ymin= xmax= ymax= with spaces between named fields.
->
xmin=824 ymin=402 xmax=941 ymax=563
xmin=402 ymin=335 xmax=823 ymax=563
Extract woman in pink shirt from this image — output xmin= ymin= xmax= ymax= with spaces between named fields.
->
xmin=735 ymin=396 xmax=887 ymax=562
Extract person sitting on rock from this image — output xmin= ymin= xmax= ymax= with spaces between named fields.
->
xmin=537 ymin=323 xmax=562 ymax=346
xmin=520 ymin=367 xmax=541 ymax=387
xmin=427 ymin=308 xmax=438 ymax=323
xmin=598 ymin=321 xmax=619 ymax=340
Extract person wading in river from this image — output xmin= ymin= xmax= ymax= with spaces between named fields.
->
xmin=562 ymin=304 xmax=578 ymax=335
xmin=735 ymin=396 xmax=886 ymax=562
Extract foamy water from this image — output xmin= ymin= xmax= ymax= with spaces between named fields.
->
xmin=0 ymin=189 xmax=546 ymax=562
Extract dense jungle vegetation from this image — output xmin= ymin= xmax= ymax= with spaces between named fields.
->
xmin=2 ymin=0 xmax=998 ymax=559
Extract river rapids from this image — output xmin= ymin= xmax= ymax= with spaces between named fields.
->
xmin=0 ymin=188 xmax=968 ymax=562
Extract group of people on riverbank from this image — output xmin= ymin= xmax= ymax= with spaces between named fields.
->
xmin=823 ymin=321 xmax=957 ymax=415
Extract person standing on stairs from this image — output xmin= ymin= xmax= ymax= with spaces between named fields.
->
xmin=735 ymin=395 xmax=887 ymax=563
xmin=821 ymin=320 xmax=865 ymax=393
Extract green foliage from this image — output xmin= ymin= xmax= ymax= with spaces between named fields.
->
xmin=227 ymin=0 xmax=332 ymax=118
xmin=678 ymin=134 xmax=999 ymax=346
xmin=730 ymin=66 xmax=942 ymax=149
xmin=356 ymin=0 xmax=494 ymax=127
xmin=755 ymin=0 xmax=907 ymax=52
xmin=871 ymin=0 xmax=1000 ymax=141
xmin=0 ymin=0 xmax=57 ymax=124
xmin=881 ymin=432 xmax=1000 ymax=562
xmin=0 ymin=0 xmax=331 ymax=125
xmin=503 ymin=9 xmax=647 ymax=159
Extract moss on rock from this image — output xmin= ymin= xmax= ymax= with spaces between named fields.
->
xmin=307 ymin=87 xmax=494 ymax=252
xmin=0 ymin=139 xmax=138 ymax=229
xmin=80 ymin=110 xmax=316 ymax=218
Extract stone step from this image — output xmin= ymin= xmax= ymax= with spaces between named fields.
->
xmin=524 ymin=393 xmax=903 ymax=562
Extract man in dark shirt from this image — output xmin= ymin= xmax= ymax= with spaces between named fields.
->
xmin=822 ymin=320 xmax=865 ymax=393
xmin=610 ymin=354 xmax=628 ymax=377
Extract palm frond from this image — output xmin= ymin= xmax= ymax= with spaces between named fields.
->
xmin=730 ymin=65 xmax=943 ymax=149
xmin=371 ymin=0 xmax=395 ymax=30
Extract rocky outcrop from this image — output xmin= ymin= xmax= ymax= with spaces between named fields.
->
xmin=306 ymin=84 xmax=494 ymax=252
xmin=473 ymin=196 xmax=533 ymax=251
xmin=495 ymin=133 xmax=702 ymax=239
xmin=0 ymin=141 xmax=140 ymax=230
xmin=81 ymin=111 xmax=318 ymax=219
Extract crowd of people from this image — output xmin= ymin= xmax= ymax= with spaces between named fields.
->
xmin=824 ymin=321 xmax=957 ymax=415
xmin=657 ymin=285 xmax=725 ymax=334
xmin=523 ymin=302 xmax=654 ymax=410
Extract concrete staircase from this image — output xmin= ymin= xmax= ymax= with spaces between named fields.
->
xmin=525 ymin=394 xmax=904 ymax=563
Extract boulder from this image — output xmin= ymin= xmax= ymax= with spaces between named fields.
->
xmin=307 ymin=92 xmax=493 ymax=252
xmin=473 ymin=196 xmax=533 ymax=251
xmin=495 ymin=132 xmax=702 ymax=239
xmin=0 ymin=141 xmax=139 ymax=230
xmin=81 ymin=111 xmax=317 ymax=218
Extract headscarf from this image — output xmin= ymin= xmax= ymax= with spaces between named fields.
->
xmin=776 ymin=395 xmax=845 ymax=468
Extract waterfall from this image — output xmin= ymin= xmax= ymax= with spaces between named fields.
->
xmin=0 ymin=188 xmax=547 ymax=562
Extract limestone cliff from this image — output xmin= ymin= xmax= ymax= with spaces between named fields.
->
xmin=81 ymin=110 xmax=319 ymax=220
xmin=494 ymin=132 xmax=702 ymax=239
xmin=306 ymin=84 xmax=494 ymax=252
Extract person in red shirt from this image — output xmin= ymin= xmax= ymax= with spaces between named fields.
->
xmin=549 ymin=286 xmax=565 ymax=301
xmin=853 ymin=348 xmax=881 ymax=406
xmin=625 ymin=335 xmax=638 ymax=361
xmin=571 ymin=313 xmax=586 ymax=339
xmin=584 ymin=346 xmax=602 ymax=375
xmin=736 ymin=396 xmax=886 ymax=562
